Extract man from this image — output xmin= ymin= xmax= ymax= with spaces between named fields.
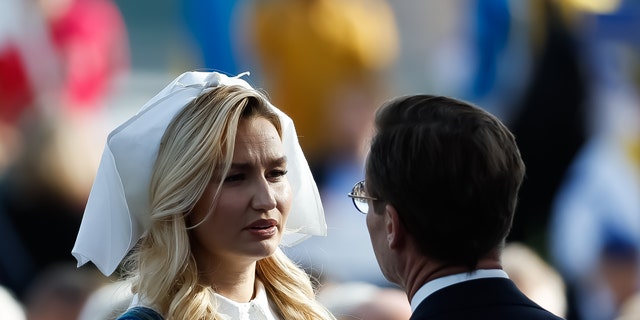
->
xmin=348 ymin=95 xmax=564 ymax=319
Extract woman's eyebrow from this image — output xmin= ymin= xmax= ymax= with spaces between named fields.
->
xmin=229 ymin=163 xmax=251 ymax=171
xmin=271 ymin=156 xmax=288 ymax=167
xmin=229 ymin=156 xmax=288 ymax=169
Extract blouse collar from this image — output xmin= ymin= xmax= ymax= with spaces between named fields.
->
xmin=213 ymin=280 xmax=282 ymax=320
xmin=129 ymin=280 xmax=282 ymax=320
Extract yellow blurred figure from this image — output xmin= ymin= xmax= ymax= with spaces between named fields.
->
xmin=244 ymin=0 xmax=399 ymax=170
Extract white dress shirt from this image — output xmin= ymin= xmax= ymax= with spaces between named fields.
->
xmin=409 ymin=269 xmax=509 ymax=312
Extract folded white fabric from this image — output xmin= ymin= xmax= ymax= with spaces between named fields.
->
xmin=71 ymin=71 xmax=327 ymax=276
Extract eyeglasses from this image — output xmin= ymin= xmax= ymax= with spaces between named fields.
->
xmin=347 ymin=180 xmax=378 ymax=214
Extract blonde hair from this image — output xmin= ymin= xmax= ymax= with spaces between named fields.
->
xmin=120 ymin=85 xmax=333 ymax=319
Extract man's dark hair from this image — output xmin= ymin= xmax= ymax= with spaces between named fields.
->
xmin=365 ymin=95 xmax=525 ymax=269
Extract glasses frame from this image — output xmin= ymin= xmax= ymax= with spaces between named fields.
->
xmin=347 ymin=180 xmax=379 ymax=214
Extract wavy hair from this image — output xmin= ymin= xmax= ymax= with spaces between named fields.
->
xmin=120 ymin=85 xmax=334 ymax=319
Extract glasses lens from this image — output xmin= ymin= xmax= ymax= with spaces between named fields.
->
xmin=351 ymin=180 xmax=370 ymax=214
xmin=353 ymin=197 xmax=369 ymax=214
xmin=353 ymin=180 xmax=366 ymax=196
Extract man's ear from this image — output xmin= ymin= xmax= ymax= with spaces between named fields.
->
xmin=385 ymin=204 xmax=405 ymax=249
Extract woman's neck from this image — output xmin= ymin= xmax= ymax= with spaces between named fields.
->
xmin=204 ymin=261 xmax=257 ymax=303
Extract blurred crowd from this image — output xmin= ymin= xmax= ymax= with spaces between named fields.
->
xmin=1 ymin=0 xmax=640 ymax=320
xmin=0 ymin=0 xmax=128 ymax=318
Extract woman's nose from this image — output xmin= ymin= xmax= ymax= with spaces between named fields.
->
xmin=251 ymin=178 xmax=277 ymax=211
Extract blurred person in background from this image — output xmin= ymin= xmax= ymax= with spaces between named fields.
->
xmin=0 ymin=0 xmax=129 ymax=304
xmin=240 ymin=0 xmax=398 ymax=180
xmin=502 ymin=242 xmax=567 ymax=318
xmin=179 ymin=0 xmax=242 ymax=75
xmin=0 ymin=0 xmax=59 ymax=174
xmin=505 ymin=0 xmax=589 ymax=253
xmin=22 ymin=262 xmax=104 ymax=320
xmin=551 ymin=129 xmax=640 ymax=320
xmin=548 ymin=1 xmax=640 ymax=319
xmin=616 ymin=291 xmax=640 ymax=320
xmin=239 ymin=0 xmax=400 ymax=288
xmin=317 ymin=281 xmax=411 ymax=320
xmin=37 ymin=0 xmax=129 ymax=112
xmin=0 ymin=114 xmax=103 ymax=300
xmin=77 ymin=281 xmax=132 ymax=320
xmin=36 ymin=0 xmax=130 ymax=203
xmin=0 ymin=0 xmax=50 ymax=299
xmin=453 ymin=0 xmax=590 ymax=254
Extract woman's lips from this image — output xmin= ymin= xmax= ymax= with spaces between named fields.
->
xmin=245 ymin=219 xmax=278 ymax=238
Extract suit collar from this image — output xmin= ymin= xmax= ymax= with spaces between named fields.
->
xmin=410 ymin=269 xmax=508 ymax=311
xmin=411 ymin=277 xmax=542 ymax=319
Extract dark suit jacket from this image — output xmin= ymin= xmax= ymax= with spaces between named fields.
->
xmin=410 ymin=277 xmax=565 ymax=320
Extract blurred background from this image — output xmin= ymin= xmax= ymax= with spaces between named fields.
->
xmin=1 ymin=0 xmax=639 ymax=319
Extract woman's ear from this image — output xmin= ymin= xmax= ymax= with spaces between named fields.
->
xmin=384 ymin=204 xmax=405 ymax=249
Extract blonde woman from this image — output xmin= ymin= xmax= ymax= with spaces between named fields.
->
xmin=71 ymin=71 xmax=335 ymax=319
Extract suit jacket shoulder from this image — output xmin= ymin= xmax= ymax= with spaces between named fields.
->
xmin=410 ymin=278 xmax=564 ymax=320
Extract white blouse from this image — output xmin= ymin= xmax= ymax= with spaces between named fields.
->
xmin=214 ymin=281 xmax=282 ymax=320
xmin=128 ymin=280 xmax=282 ymax=320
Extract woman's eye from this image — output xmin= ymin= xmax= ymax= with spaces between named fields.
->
xmin=268 ymin=169 xmax=288 ymax=180
xmin=224 ymin=174 xmax=245 ymax=182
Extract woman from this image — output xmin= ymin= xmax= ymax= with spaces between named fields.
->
xmin=71 ymin=71 xmax=334 ymax=319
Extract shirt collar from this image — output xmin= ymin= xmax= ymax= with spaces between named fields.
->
xmin=214 ymin=280 xmax=281 ymax=320
xmin=129 ymin=280 xmax=282 ymax=320
xmin=409 ymin=269 xmax=509 ymax=312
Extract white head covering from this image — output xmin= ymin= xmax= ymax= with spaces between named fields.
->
xmin=71 ymin=71 xmax=327 ymax=276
